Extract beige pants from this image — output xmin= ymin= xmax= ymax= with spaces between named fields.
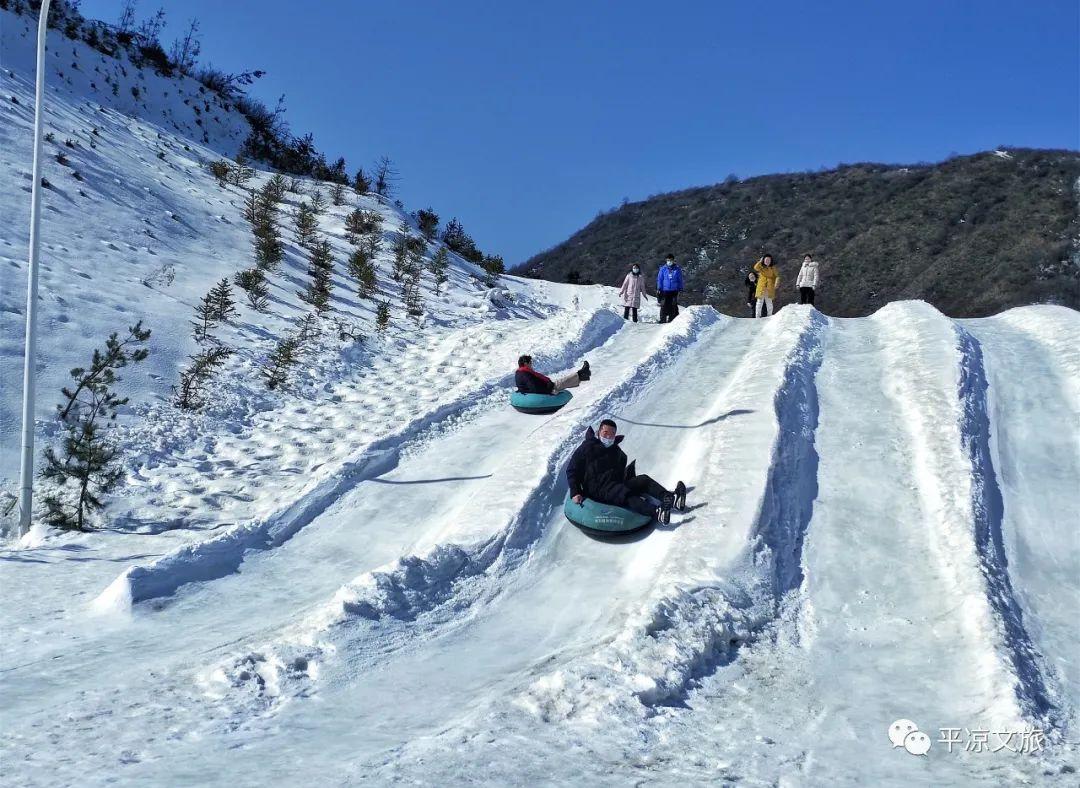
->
xmin=553 ymin=373 xmax=581 ymax=393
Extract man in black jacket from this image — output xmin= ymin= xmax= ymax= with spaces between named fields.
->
xmin=566 ymin=419 xmax=687 ymax=523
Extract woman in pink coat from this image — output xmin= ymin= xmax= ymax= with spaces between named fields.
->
xmin=618 ymin=265 xmax=649 ymax=322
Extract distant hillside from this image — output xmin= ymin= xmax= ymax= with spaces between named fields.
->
xmin=517 ymin=149 xmax=1080 ymax=317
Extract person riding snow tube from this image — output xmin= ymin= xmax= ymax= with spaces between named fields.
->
xmin=511 ymin=355 xmax=590 ymax=415
xmin=564 ymin=420 xmax=687 ymax=531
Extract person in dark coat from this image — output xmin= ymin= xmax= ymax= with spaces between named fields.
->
xmin=515 ymin=355 xmax=591 ymax=394
xmin=744 ymin=270 xmax=758 ymax=317
xmin=566 ymin=419 xmax=686 ymax=522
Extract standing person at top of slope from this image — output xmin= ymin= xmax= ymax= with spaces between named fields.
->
xmin=795 ymin=253 xmax=819 ymax=306
xmin=656 ymin=255 xmax=685 ymax=324
xmin=515 ymin=354 xmax=591 ymax=395
xmin=753 ymin=253 xmax=780 ymax=317
xmin=744 ymin=269 xmax=759 ymax=317
xmin=566 ymin=419 xmax=687 ymax=524
xmin=618 ymin=264 xmax=650 ymax=322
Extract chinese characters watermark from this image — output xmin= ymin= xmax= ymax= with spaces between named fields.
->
xmin=889 ymin=720 xmax=1045 ymax=757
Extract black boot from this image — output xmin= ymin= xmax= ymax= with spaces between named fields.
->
xmin=674 ymin=481 xmax=687 ymax=511
xmin=577 ymin=360 xmax=591 ymax=381
xmin=657 ymin=493 xmax=675 ymax=524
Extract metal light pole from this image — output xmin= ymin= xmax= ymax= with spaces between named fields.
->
xmin=17 ymin=0 xmax=52 ymax=537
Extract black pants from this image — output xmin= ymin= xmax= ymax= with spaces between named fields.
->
xmin=623 ymin=306 xmax=638 ymax=322
xmin=747 ymin=300 xmax=756 ymax=317
xmin=616 ymin=474 xmax=669 ymax=517
xmin=799 ymin=287 xmax=815 ymax=305
xmin=658 ymin=292 xmax=679 ymax=323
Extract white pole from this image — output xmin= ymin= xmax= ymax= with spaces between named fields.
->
xmin=17 ymin=0 xmax=52 ymax=538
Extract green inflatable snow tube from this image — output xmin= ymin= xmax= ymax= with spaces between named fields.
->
xmin=563 ymin=493 xmax=653 ymax=534
xmin=510 ymin=389 xmax=573 ymax=415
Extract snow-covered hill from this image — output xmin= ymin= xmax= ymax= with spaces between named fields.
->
xmin=2 ymin=7 xmax=1079 ymax=787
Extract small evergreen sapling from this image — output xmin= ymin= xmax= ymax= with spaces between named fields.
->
xmin=309 ymin=187 xmax=327 ymax=216
xmin=293 ymin=201 xmax=318 ymax=249
xmin=348 ymin=248 xmax=377 ymax=298
xmin=429 ymin=247 xmax=449 ymax=294
xmin=375 ymin=301 xmax=391 ymax=333
xmin=209 ymin=277 xmax=237 ymax=321
xmin=234 ymin=267 xmax=270 ymax=311
xmin=415 ymin=208 xmax=439 ymax=241
xmin=192 ymin=290 xmax=217 ymax=341
xmin=41 ymin=322 xmax=151 ymax=531
xmin=299 ymin=238 xmax=334 ymax=312
xmin=391 ymin=221 xmax=411 ymax=282
xmin=174 ymin=346 xmax=232 ymax=411
xmin=263 ymin=335 xmax=300 ymax=390
xmin=264 ymin=173 xmax=288 ymax=203
xmin=229 ymin=154 xmax=254 ymax=187
xmin=329 ymin=181 xmax=346 ymax=206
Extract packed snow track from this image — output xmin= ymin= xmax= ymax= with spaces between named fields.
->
xmin=3 ymin=303 xmax=1078 ymax=787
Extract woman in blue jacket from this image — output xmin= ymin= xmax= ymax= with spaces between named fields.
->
xmin=656 ymin=255 xmax=684 ymax=323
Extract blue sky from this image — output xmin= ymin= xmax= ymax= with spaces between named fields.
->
xmin=78 ymin=0 xmax=1079 ymax=265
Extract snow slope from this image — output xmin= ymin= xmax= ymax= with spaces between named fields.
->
xmin=2 ymin=9 xmax=1079 ymax=787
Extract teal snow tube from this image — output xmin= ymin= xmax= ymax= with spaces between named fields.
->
xmin=510 ymin=389 xmax=573 ymax=415
xmin=563 ymin=493 xmax=653 ymax=534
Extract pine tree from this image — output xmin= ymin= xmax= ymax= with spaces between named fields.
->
xmin=229 ymin=154 xmax=254 ymax=187
xmin=429 ymin=246 xmax=450 ymax=294
xmin=329 ymin=181 xmax=346 ymax=206
xmin=403 ymin=269 xmax=423 ymax=320
xmin=299 ymin=238 xmax=334 ymax=312
xmin=353 ymin=168 xmax=371 ymax=194
xmin=441 ymin=218 xmax=484 ymax=263
xmin=264 ymin=173 xmax=288 ymax=203
xmin=481 ymin=253 xmax=505 ymax=285
xmin=263 ymin=335 xmax=300 ymax=390
xmin=234 ymin=267 xmax=270 ymax=311
xmin=391 ymin=220 xmax=411 ymax=282
xmin=293 ymin=201 xmax=318 ymax=249
xmin=243 ymin=189 xmax=259 ymax=225
xmin=251 ymin=182 xmax=284 ymax=270
xmin=344 ymin=209 xmax=365 ymax=244
xmin=415 ymin=208 xmax=439 ymax=241
xmin=348 ymin=248 xmax=377 ymax=298
xmin=174 ymin=346 xmax=232 ymax=411
xmin=192 ymin=290 xmax=217 ymax=341
xmin=309 ymin=187 xmax=327 ymax=216
xmin=41 ymin=322 xmax=151 ymax=531
xmin=375 ymin=301 xmax=391 ymax=333
xmin=209 ymin=278 xmax=237 ymax=321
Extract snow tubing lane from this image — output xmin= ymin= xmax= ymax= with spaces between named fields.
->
xmin=563 ymin=493 xmax=652 ymax=534
xmin=511 ymin=390 xmax=573 ymax=414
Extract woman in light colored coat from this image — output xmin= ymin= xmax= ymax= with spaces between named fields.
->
xmin=796 ymin=253 xmax=819 ymax=306
xmin=618 ymin=265 xmax=649 ymax=322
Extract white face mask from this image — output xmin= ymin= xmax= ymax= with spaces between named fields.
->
xmin=632 ymin=267 xmax=640 ymax=274
xmin=667 ymin=261 xmax=675 ymax=267
xmin=599 ymin=436 xmax=615 ymax=448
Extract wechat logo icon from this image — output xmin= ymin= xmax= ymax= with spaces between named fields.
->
xmin=889 ymin=719 xmax=932 ymax=756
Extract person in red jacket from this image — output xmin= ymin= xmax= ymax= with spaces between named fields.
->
xmin=515 ymin=355 xmax=591 ymax=394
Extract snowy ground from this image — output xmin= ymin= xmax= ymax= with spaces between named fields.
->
xmin=2 ymin=9 xmax=1079 ymax=787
